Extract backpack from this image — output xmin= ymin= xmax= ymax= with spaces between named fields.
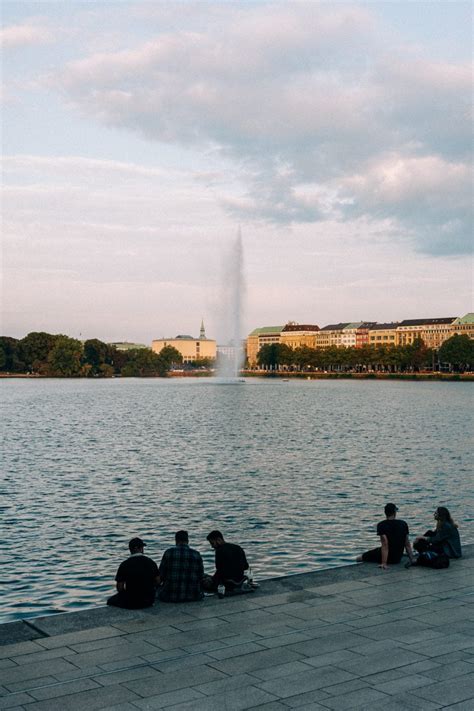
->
xmin=416 ymin=551 xmax=450 ymax=569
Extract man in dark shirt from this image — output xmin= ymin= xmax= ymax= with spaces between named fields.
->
xmin=107 ymin=537 xmax=159 ymax=609
xmin=158 ymin=530 xmax=204 ymax=602
xmin=206 ymin=530 xmax=249 ymax=590
xmin=357 ymin=503 xmax=415 ymax=570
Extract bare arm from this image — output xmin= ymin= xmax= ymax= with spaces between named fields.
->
xmin=405 ymin=536 xmax=415 ymax=563
xmin=379 ymin=535 xmax=389 ymax=569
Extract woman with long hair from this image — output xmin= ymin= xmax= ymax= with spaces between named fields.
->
xmin=414 ymin=506 xmax=462 ymax=559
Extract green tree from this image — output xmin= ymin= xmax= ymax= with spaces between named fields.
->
xmin=438 ymin=334 xmax=474 ymax=372
xmin=21 ymin=332 xmax=58 ymax=371
xmin=47 ymin=336 xmax=83 ymax=376
xmin=0 ymin=337 xmax=25 ymax=372
xmin=83 ymin=338 xmax=112 ymax=375
xmin=257 ymin=343 xmax=293 ymax=369
xmin=121 ymin=349 xmax=164 ymax=376
xmin=158 ymin=346 xmax=184 ymax=374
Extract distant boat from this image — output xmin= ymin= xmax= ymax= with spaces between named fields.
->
xmin=282 ymin=378 xmax=289 ymax=382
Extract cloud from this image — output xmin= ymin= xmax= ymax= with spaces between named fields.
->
xmin=51 ymin=3 xmax=471 ymax=257
xmin=0 ymin=21 xmax=53 ymax=49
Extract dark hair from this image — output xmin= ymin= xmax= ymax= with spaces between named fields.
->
xmin=206 ymin=530 xmax=223 ymax=542
xmin=436 ymin=507 xmax=455 ymax=527
xmin=175 ymin=530 xmax=189 ymax=544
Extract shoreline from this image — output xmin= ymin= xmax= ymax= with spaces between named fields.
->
xmin=1 ymin=372 xmax=473 ymax=381
xmin=2 ymin=543 xmax=472 ymax=644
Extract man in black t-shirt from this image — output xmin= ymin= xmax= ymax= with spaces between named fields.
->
xmin=357 ymin=503 xmax=415 ymax=570
xmin=205 ymin=530 xmax=249 ymax=590
xmin=107 ymin=537 xmax=159 ymax=609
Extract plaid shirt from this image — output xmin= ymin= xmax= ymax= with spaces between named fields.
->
xmin=158 ymin=544 xmax=204 ymax=602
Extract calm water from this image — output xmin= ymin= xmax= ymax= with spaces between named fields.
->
xmin=1 ymin=378 xmax=473 ymax=622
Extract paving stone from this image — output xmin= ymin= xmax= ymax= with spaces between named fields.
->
xmin=317 ymin=686 xmax=390 ymax=709
xmin=0 ymin=694 xmax=35 ymax=710
xmin=208 ymin=646 xmax=303 ymax=675
xmin=335 ymin=648 xmax=427 ymax=677
xmin=94 ymin=666 xmax=163 ymax=687
xmin=0 ymin=642 xmax=45 ymax=661
xmin=152 ymin=652 xmax=217 ymax=673
xmin=207 ymin=642 xmax=266 ymax=660
xmin=257 ymin=666 xmax=356 ymax=699
xmin=28 ymin=677 xmax=101 ymax=701
xmin=36 ymin=625 xmax=124 ymax=650
xmin=194 ymin=672 xmax=258 ymax=696
xmin=285 ymin=631 xmax=367 ymax=657
xmin=150 ymin=684 xmax=278 ymax=711
xmin=67 ymin=640 xmax=159 ymax=669
xmin=250 ymin=660 xmax=313 ymax=681
xmin=4 ymin=677 xmax=58 ymax=694
xmin=372 ymin=673 xmax=436 ymax=695
xmin=302 ymin=649 xmax=360 ymax=669
xmin=0 ymin=658 xmax=79 ymax=689
xmin=17 ymin=683 xmax=141 ymax=710
xmin=123 ymin=664 xmax=226 ymax=697
xmin=407 ymin=634 xmax=474 ymax=658
xmin=131 ymin=686 xmax=205 ymax=709
xmin=322 ymin=679 xmax=370 ymax=696
xmin=420 ymin=660 xmax=474 ymax=680
xmin=0 ymin=661 xmax=16 ymax=671
xmin=280 ymin=687 xmax=330 ymax=708
xmin=410 ymin=672 xmax=474 ymax=705
xmin=11 ymin=646 xmax=77 ymax=666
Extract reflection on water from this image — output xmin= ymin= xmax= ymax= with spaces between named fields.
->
xmin=2 ymin=378 xmax=473 ymax=622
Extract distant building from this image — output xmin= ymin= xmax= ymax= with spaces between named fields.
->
xmin=314 ymin=323 xmax=350 ymax=348
xmin=108 ymin=342 xmax=149 ymax=351
xmin=151 ymin=321 xmax=216 ymax=363
xmin=452 ymin=313 xmax=474 ymax=340
xmin=355 ymin=322 xmax=377 ymax=348
xmin=396 ymin=318 xmax=457 ymax=348
xmin=280 ymin=323 xmax=320 ymax=350
xmin=368 ymin=323 xmax=399 ymax=346
xmin=246 ymin=326 xmax=283 ymax=367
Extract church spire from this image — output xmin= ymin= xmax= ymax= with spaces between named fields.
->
xmin=200 ymin=318 xmax=206 ymax=340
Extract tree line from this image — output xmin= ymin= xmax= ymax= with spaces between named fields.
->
xmin=256 ymin=335 xmax=474 ymax=373
xmin=0 ymin=332 xmax=185 ymax=377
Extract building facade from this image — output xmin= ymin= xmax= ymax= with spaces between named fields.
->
xmin=246 ymin=326 xmax=283 ymax=367
xmin=314 ymin=323 xmax=349 ymax=348
xmin=451 ymin=313 xmax=474 ymax=340
xmin=368 ymin=323 xmax=399 ymax=346
xmin=396 ymin=318 xmax=456 ymax=348
xmin=279 ymin=323 xmax=320 ymax=350
xmin=152 ymin=322 xmax=216 ymax=363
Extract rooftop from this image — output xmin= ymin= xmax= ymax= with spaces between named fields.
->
xmin=454 ymin=313 xmax=474 ymax=324
xmin=398 ymin=318 xmax=457 ymax=327
xmin=248 ymin=326 xmax=284 ymax=337
xmin=320 ymin=323 xmax=350 ymax=331
xmin=282 ymin=324 xmax=320 ymax=332
xmin=2 ymin=546 xmax=472 ymax=709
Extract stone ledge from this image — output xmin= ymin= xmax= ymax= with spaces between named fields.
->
xmin=1 ymin=544 xmax=472 ymax=646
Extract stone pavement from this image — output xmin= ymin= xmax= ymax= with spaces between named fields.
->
xmin=1 ymin=546 xmax=473 ymax=711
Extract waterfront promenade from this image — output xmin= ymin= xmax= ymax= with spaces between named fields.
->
xmin=1 ymin=546 xmax=473 ymax=710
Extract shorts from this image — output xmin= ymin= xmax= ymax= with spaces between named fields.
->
xmin=361 ymin=548 xmax=402 ymax=565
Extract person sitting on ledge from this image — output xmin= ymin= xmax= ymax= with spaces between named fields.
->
xmin=107 ymin=537 xmax=160 ymax=609
xmin=414 ymin=506 xmax=462 ymax=559
xmin=356 ymin=503 xmax=415 ymax=570
xmin=158 ymin=530 xmax=204 ymax=603
xmin=204 ymin=530 xmax=250 ymax=592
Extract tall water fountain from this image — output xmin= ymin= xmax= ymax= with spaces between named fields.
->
xmin=216 ymin=229 xmax=245 ymax=379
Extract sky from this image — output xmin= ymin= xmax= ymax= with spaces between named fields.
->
xmin=1 ymin=0 xmax=472 ymax=345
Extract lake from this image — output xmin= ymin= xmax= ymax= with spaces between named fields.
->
xmin=1 ymin=377 xmax=472 ymax=622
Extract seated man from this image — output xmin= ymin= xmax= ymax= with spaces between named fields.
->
xmin=206 ymin=530 xmax=249 ymax=591
xmin=107 ymin=537 xmax=159 ymax=609
xmin=356 ymin=503 xmax=415 ymax=570
xmin=158 ymin=530 xmax=204 ymax=602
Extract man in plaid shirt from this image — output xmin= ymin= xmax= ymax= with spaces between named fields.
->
xmin=158 ymin=530 xmax=204 ymax=602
